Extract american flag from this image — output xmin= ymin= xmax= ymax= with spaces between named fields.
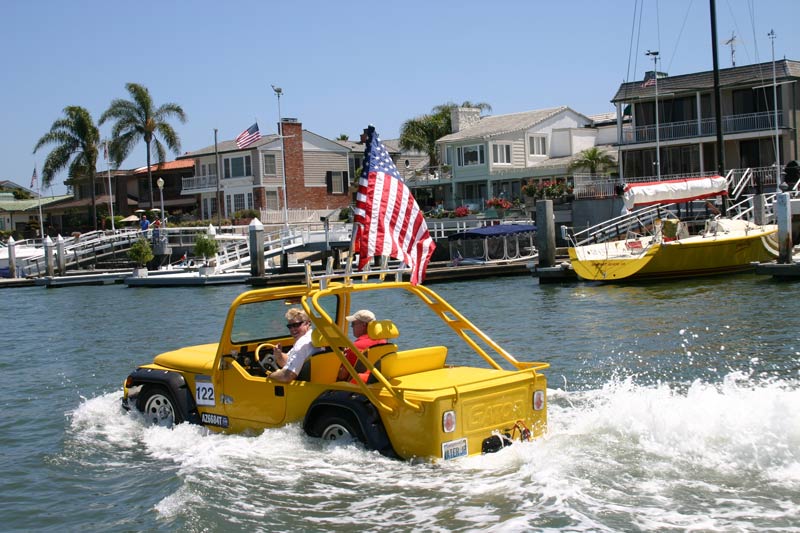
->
xmin=641 ymin=77 xmax=656 ymax=88
xmin=353 ymin=126 xmax=435 ymax=285
xmin=235 ymin=122 xmax=261 ymax=149
xmin=30 ymin=167 xmax=37 ymax=189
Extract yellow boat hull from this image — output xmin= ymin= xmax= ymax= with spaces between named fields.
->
xmin=569 ymin=224 xmax=777 ymax=281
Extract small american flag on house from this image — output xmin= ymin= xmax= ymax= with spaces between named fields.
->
xmin=641 ymin=77 xmax=656 ymax=88
xmin=31 ymin=167 xmax=37 ymax=189
xmin=235 ymin=122 xmax=261 ymax=149
xmin=353 ymin=126 xmax=435 ymax=285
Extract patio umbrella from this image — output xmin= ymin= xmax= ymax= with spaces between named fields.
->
xmin=121 ymin=214 xmax=140 ymax=223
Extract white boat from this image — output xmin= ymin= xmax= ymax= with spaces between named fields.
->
xmin=0 ymin=240 xmax=42 ymax=277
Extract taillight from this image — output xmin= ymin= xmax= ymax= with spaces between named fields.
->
xmin=533 ymin=390 xmax=545 ymax=410
xmin=442 ymin=410 xmax=456 ymax=433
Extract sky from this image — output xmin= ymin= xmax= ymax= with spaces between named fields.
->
xmin=2 ymin=0 xmax=799 ymax=196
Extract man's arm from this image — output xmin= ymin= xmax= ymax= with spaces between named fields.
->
xmin=268 ymin=368 xmax=297 ymax=383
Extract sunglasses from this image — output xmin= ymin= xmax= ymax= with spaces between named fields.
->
xmin=286 ymin=322 xmax=305 ymax=329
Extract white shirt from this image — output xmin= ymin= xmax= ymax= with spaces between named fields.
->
xmin=283 ymin=329 xmax=316 ymax=375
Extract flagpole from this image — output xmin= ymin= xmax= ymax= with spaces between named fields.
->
xmin=33 ymin=165 xmax=44 ymax=242
xmin=105 ymin=141 xmax=116 ymax=231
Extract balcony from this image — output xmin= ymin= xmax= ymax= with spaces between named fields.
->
xmin=621 ymin=111 xmax=785 ymax=145
xmin=182 ymin=174 xmax=219 ymax=194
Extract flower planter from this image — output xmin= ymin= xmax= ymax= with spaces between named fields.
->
xmin=132 ymin=267 xmax=148 ymax=278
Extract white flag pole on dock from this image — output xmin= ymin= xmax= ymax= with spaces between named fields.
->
xmin=105 ymin=141 xmax=116 ymax=231
xmin=32 ymin=166 xmax=45 ymax=242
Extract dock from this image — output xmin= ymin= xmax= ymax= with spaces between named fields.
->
xmin=754 ymin=261 xmax=800 ymax=280
xmin=125 ymin=271 xmax=250 ymax=287
xmin=249 ymin=261 xmax=531 ymax=287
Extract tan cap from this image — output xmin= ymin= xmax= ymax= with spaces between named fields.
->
xmin=345 ymin=309 xmax=376 ymax=323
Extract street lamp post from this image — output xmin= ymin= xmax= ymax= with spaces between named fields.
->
xmin=272 ymin=84 xmax=289 ymax=229
xmin=156 ymin=177 xmax=166 ymax=229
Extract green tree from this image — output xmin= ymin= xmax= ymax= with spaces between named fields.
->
xmin=33 ymin=106 xmax=101 ymax=230
xmin=100 ymin=82 xmax=187 ymax=208
xmin=400 ymin=101 xmax=492 ymax=168
xmin=336 ymin=134 xmax=349 ymax=141
xmin=568 ymin=147 xmax=616 ymax=175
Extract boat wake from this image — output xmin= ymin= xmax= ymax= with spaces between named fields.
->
xmin=67 ymin=373 xmax=800 ymax=530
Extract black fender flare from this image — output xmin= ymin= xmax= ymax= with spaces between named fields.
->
xmin=126 ymin=368 xmax=201 ymax=424
xmin=303 ymin=390 xmax=396 ymax=458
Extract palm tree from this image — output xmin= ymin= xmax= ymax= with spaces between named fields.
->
xmin=336 ymin=134 xmax=349 ymax=141
xmin=100 ymin=83 xmax=187 ymax=208
xmin=399 ymin=101 xmax=492 ymax=169
xmin=568 ymin=147 xmax=616 ymax=175
xmin=33 ymin=106 xmax=101 ymax=230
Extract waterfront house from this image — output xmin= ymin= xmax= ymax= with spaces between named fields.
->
xmin=612 ymin=59 xmax=800 ymax=187
xmin=178 ymin=119 xmax=351 ymax=223
xmin=428 ymin=106 xmax=616 ymax=210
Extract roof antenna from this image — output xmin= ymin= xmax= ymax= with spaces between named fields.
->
xmin=723 ymin=31 xmax=738 ymax=67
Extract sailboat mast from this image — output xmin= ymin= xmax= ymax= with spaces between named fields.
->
xmin=709 ymin=0 xmax=725 ymax=177
xmin=709 ymin=0 xmax=727 ymax=215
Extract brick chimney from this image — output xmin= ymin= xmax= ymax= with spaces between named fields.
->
xmin=451 ymin=107 xmax=481 ymax=133
xmin=280 ymin=118 xmax=304 ymax=209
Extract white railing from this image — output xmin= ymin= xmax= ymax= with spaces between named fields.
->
xmin=621 ymin=111 xmax=785 ymax=144
xmin=258 ymin=208 xmax=344 ymax=225
xmin=182 ymin=174 xmax=219 ymax=194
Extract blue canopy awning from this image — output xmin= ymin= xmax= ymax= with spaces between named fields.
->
xmin=447 ymin=224 xmax=537 ymax=241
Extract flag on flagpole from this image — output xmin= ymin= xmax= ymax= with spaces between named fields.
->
xmin=641 ymin=77 xmax=656 ymax=88
xmin=235 ymin=122 xmax=261 ymax=149
xmin=353 ymin=126 xmax=435 ymax=285
xmin=104 ymin=141 xmax=109 ymax=161
xmin=31 ymin=167 xmax=38 ymax=189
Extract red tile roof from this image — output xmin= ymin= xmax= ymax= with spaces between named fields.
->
xmin=132 ymin=159 xmax=195 ymax=175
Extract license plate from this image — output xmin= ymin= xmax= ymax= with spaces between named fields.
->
xmin=441 ymin=438 xmax=468 ymax=460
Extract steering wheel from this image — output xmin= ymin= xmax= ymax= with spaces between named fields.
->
xmin=254 ymin=343 xmax=279 ymax=372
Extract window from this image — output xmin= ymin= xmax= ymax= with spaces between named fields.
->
xmin=234 ymin=193 xmax=245 ymax=212
xmin=326 ymin=171 xmax=348 ymax=195
xmin=492 ymin=143 xmax=512 ymax=164
xmin=225 ymin=195 xmax=232 ymax=217
xmin=209 ymin=162 xmax=217 ymax=176
xmin=265 ymin=191 xmax=279 ymax=210
xmin=457 ymin=144 xmax=484 ymax=166
xmin=224 ymin=155 xmax=252 ymax=178
xmin=247 ymin=192 xmax=253 ymax=210
xmin=529 ymin=136 xmax=547 ymax=156
xmin=200 ymin=163 xmax=207 ymax=176
xmin=263 ymin=154 xmax=276 ymax=176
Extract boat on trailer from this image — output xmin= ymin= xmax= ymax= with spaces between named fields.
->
xmin=566 ymin=176 xmax=778 ymax=281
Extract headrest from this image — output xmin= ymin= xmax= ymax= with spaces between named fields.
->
xmin=310 ymin=328 xmax=327 ymax=348
xmin=368 ymin=320 xmax=399 ymax=340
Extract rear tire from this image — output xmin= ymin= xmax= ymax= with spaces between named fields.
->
xmin=309 ymin=413 xmax=365 ymax=445
xmin=138 ymin=386 xmax=182 ymax=427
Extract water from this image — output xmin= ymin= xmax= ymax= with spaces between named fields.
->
xmin=1 ymin=275 xmax=798 ymax=531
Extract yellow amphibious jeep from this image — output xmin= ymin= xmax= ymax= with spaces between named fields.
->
xmin=123 ymin=270 xmax=549 ymax=461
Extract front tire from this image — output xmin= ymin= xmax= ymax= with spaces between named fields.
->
xmin=138 ymin=386 xmax=182 ymax=427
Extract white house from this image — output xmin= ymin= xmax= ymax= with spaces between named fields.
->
xmin=428 ymin=107 xmax=614 ymax=208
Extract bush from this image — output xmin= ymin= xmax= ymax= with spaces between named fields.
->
xmin=232 ymin=209 xmax=259 ymax=220
xmin=128 ymin=238 xmax=154 ymax=267
xmin=194 ymin=233 xmax=219 ymax=263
